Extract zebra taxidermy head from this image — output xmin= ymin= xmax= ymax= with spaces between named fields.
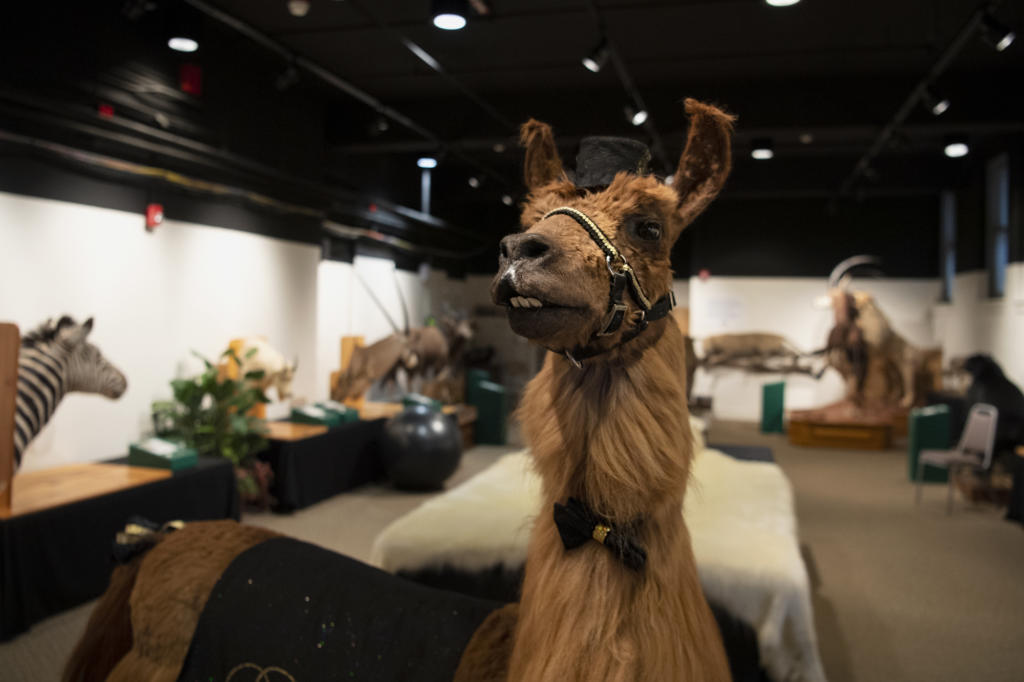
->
xmin=14 ymin=315 xmax=127 ymax=468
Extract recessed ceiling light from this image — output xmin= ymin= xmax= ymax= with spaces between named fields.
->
xmin=468 ymin=176 xmax=481 ymax=188
xmin=765 ymin=0 xmax=801 ymax=6
xmin=492 ymin=142 xmax=507 ymax=153
xmin=168 ymin=36 xmax=199 ymax=53
xmin=417 ymin=157 xmax=438 ymax=169
xmin=751 ymin=137 xmax=774 ymax=160
xmin=501 ymin=194 xmax=514 ymax=206
xmin=944 ymin=135 xmax=968 ymax=158
xmin=433 ymin=13 xmax=466 ymax=30
xmin=799 ymin=132 xmax=814 ymax=144
xmin=287 ymin=0 xmax=311 ymax=17
xmin=432 ymin=0 xmax=468 ymax=30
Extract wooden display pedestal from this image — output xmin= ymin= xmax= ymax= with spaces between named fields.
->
xmin=788 ymin=401 xmax=909 ymax=450
xmin=788 ymin=418 xmax=892 ymax=450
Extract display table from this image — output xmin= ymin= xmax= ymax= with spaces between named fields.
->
xmin=259 ymin=419 xmax=386 ymax=511
xmin=0 ymin=456 xmax=238 ymax=640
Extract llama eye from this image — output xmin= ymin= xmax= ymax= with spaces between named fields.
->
xmin=636 ymin=221 xmax=662 ymax=241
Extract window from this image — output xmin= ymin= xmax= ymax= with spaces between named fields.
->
xmin=940 ymin=190 xmax=956 ymax=302
xmin=986 ymin=154 xmax=1010 ymax=298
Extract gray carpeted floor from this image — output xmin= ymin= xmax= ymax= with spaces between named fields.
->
xmin=2 ymin=427 xmax=1023 ymax=681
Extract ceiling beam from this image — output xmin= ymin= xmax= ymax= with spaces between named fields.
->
xmin=182 ymin=0 xmax=513 ymax=188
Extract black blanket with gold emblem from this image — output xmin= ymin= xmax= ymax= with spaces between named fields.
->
xmin=177 ymin=537 xmax=500 ymax=682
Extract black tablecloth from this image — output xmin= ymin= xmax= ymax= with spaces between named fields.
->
xmin=179 ymin=537 xmax=499 ymax=682
xmin=0 ymin=456 xmax=238 ymax=641
xmin=259 ymin=419 xmax=386 ymax=512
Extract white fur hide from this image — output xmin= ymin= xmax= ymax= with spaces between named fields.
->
xmin=371 ymin=420 xmax=825 ymax=682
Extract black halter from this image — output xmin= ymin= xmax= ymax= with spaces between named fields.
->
xmin=543 ymin=206 xmax=675 ymax=365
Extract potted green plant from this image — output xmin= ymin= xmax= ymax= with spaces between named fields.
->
xmin=152 ymin=347 xmax=272 ymax=508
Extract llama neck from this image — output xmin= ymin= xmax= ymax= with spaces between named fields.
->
xmin=507 ymin=323 xmax=730 ymax=681
xmin=14 ymin=344 xmax=69 ymax=466
xmin=522 ymin=323 xmax=692 ymax=521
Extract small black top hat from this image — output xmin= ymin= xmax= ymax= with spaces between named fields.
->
xmin=572 ymin=137 xmax=653 ymax=189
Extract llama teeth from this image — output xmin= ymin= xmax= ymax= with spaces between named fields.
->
xmin=510 ymin=297 xmax=523 ymax=308
xmin=526 ymin=297 xmax=542 ymax=308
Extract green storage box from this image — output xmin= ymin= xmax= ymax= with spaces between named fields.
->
xmin=315 ymin=400 xmax=359 ymax=423
xmin=908 ymin=405 xmax=951 ymax=482
xmin=129 ymin=437 xmax=198 ymax=472
xmin=467 ymin=378 xmax=507 ymax=445
xmin=290 ymin=405 xmax=344 ymax=428
xmin=761 ymin=382 xmax=785 ymax=434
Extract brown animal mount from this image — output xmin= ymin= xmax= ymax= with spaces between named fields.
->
xmin=790 ymin=256 xmax=942 ymax=447
xmin=64 ymin=99 xmax=733 ymax=682
xmin=459 ymin=98 xmax=735 ymax=681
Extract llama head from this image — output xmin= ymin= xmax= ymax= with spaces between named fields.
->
xmin=59 ymin=317 xmax=128 ymax=399
xmin=492 ymin=99 xmax=733 ymax=355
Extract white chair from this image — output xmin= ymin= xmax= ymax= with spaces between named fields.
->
xmin=915 ymin=403 xmax=998 ymax=513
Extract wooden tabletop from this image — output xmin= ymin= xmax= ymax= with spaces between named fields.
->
xmin=0 ymin=462 xmax=171 ymax=519
xmin=265 ymin=421 xmax=329 ymax=441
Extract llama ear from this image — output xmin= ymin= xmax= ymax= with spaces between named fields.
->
xmin=520 ymin=119 xmax=566 ymax=190
xmin=672 ymin=99 xmax=735 ymax=227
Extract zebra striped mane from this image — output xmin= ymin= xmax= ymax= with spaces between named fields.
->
xmin=21 ymin=315 xmax=76 ymax=348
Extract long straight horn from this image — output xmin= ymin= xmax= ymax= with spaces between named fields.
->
xmin=673 ymin=99 xmax=735 ymax=230
xmin=393 ymin=270 xmax=410 ymax=334
xmin=827 ymin=255 xmax=881 ymax=290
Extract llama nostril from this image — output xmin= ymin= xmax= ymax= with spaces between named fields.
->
xmin=519 ymin=236 xmax=550 ymax=260
xmin=499 ymin=239 xmax=510 ymax=260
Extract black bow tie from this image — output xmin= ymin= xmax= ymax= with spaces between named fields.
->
xmin=552 ymin=497 xmax=647 ymax=571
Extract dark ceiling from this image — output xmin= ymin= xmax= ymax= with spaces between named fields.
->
xmin=1 ymin=0 xmax=1022 ymax=275
xmin=212 ymin=0 xmax=1024 ymax=196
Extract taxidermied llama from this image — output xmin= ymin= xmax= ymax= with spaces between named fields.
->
xmin=459 ymin=98 xmax=735 ymax=682
xmin=64 ymin=99 xmax=733 ymax=682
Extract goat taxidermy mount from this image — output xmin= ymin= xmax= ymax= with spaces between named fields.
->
xmin=821 ymin=255 xmax=942 ymax=412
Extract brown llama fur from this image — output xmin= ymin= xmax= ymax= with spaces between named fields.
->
xmin=67 ymin=98 xmax=733 ymax=682
xmin=63 ymin=521 xmax=277 ymax=682
xmin=473 ymin=98 xmax=736 ymax=681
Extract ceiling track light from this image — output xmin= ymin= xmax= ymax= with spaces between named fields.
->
xmin=751 ymin=137 xmax=774 ymax=160
xmin=432 ymin=0 xmax=469 ymax=30
xmin=167 ymin=5 xmax=200 ymax=53
xmin=944 ymin=134 xmax=969 ymax=158
xmin=417 ymin=157 xmax=438 ymax=169
xmin=921 ymin=87 xmax=950 ymax=116
xmin=765 ymin=0 xmax=801 ymax=6
xmin=980 ymin=12 xmax=1015 ymax=52
xmin=625 ymin=105 xmax=648 ymax=126
xmin=582 ymin=37 xmax=610 ymax=73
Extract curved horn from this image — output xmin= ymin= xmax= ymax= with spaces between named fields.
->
xmin=827 ymin=255 xmax=881 ymax=290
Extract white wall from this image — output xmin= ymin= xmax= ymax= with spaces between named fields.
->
xmin=686 ymin=275 xmax=942 ymax=421
xmin=315 ymin=258 xmax=470 ymax=396
xmin=1 ymin=191 xmax=321 ymax=471
xmin=933 ymin=264 xmax=1024 ymax=389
